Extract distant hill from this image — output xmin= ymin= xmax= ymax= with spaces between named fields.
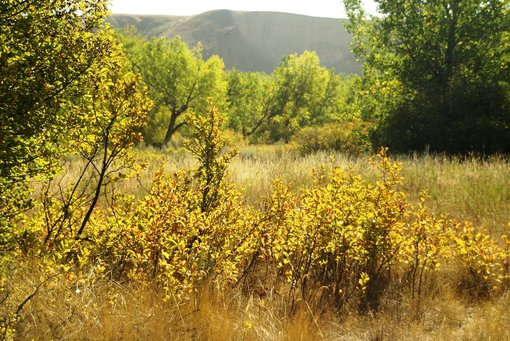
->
xmin=108 ymin=10 xmax=360 ymax=74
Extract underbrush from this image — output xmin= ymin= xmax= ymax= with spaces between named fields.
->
xmin=8 ymin=266 xmax=510 ymax=340
xmin=2 ymin=108 xmax=510 ymax=339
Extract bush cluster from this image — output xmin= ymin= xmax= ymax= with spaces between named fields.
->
xmin=2 ymin=107 xmax=510 ymax=338
xmin=291 ymin=120 xmax=371 ymax=156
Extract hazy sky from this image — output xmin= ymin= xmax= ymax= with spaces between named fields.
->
xmin=110 ymin=0 xmax=378 ymax=19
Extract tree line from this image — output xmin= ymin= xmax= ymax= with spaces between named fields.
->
xmin=345 ymin=0 xmax=510 ymax=154
xmin=119 ymin=29 xmax=359 ymax=146
xmin=119 ymin=0 xmax=510 ymax=154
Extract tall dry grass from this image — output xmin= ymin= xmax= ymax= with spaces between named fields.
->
xmin=14 ymin=145 xmax=510 ymax=340
xmin=132 ymin=146 xmax=509 ymax=233
xmin=16 ymin=273 xmax=510 ymax=340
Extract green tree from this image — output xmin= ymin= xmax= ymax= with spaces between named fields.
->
xmin=48 ymin=40 xmax=151 ymax=242
xmin=123 ymin=34 xmax=227 ymax=145
xmin=345 ymin=0 xmax=510 ymax=153
xmin=266 ymin=51 xmax=325 ymax=141
xmin=0 ymin=0 xmax=113 ymax=239
xmin=232 ymin=51 xmax=348 ymax=142
xmin=225 ymin=69 xmax=274 ymax=138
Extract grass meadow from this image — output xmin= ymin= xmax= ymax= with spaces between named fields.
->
xmin=134 ymin=145 xmax=510 ymax=232
xmin=13 ymin=145 xmax=510 ymax=340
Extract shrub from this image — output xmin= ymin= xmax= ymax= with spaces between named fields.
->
xmin=291 ymin=120 xmax=371 ymax=156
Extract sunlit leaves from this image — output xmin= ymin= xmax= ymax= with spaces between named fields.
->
xmin=186 ymin=102 xmax=238 ymax=212
xmin=121 ymin=34 xmax=227 ymax=145
xmin=225 ymin=51 xmax=354 ymax=143
xmin=345 ymin=0 xmax=510 ymax=153
xmin=0 ymin=0 xmax=113 ymax=235
xmin=266 ymin=51 xmax=347 ymax=141
xmin=225 ymin=69 xmax=274 ymax=138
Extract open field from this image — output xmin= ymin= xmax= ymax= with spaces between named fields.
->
xmin=132 ymin=145 xmax=510 ymax=232
xmin=7 ymin=146 xmax=510 ymax=340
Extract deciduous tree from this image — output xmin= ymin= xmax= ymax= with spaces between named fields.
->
xmin=345 ymin=0 xmax=510 ymax=153
xmin=266 ymin=51 xmax=345 ymax=141
xmin=0 ymin=0 xmax=113 ymax=238
xmin=226 ymin=51 xmax=349 ymax=143
xmin=225 ymin=69 xmax=274 ymax=138
xmin=123 ymin=35 xmax=227 ymax=145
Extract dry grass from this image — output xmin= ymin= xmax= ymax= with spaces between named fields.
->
xmin=16 ymin=274 xmax=510 ymax=340
xmin=15 ymin=145 xmax=510 ymax=340
xmin=132 ymin=146 xmax=509 ymax=233
xmin=399 ymin=154 xmax=510 ymax=234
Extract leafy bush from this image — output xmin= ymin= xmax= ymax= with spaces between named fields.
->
xmin=291 ymin=120 xmax=371 ymax=156
xmin=4 ymin=103 xmax=510 ymax=335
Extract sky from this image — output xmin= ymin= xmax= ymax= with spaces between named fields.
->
xmin=109 ymin=0 xmax=378 ymax=19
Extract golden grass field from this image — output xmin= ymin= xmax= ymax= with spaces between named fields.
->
xmin=11 ymin=145 xmax=510 ymax=340
xmin=135 ymin=145 xmax=510 ymax=231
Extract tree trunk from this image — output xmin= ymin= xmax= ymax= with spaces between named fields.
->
xmin=164 ymin=109 xmax=180 ymax=145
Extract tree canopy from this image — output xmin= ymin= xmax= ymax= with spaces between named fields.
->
xmin=122 ymin=34 xmax=227 ymax=145
xmin=0 ymin=1 xmax=150 ymax=238
xmin=225 ymin=51 xmax=352 ymax=143
xmin=225 ymin=69 xmax=274 ymax=138
xmin=345 ymin=0 xmax=510 ymax=154
xmin=118 ymin=29 xmax=355 ymax=146
xmin=1 ymin=0 xmax=109 ymax=230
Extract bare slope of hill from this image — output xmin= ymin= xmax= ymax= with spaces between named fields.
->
xmin=108 ymin=10 xmax=360 ymax=74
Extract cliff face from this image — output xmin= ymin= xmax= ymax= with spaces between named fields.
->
xmin=108 ymin=10 xmax=360 ymax=74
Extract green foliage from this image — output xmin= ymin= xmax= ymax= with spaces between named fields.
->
xmin=225 ymin=69 xmax=274 ymax=138
xmin=345 ymin=0 xmax=510 ymax=153
xmin=0 ymin=3 xmax=152 ymax=334
xmin=121 ymin=33 xmax=227 ymax=145
xmin=0 ymin=0 xmax=112 ymax=240
xmin=119 ymin=33 xmax=357 ymax=146
xmin=264 ymin=51 xmax=349 ymax=142
xmin=225 ymin=52 xmax=355 ymax=143
xmin=290 ymin=120 xmax=371 ymax=156
xmin=186 ymin=102 xmax=238 ymax=212
xmin=39 ymin=39 xmax=151 ymax=246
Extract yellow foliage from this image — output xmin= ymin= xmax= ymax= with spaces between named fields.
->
xmin=5 ymin=134 xmax=510 ymax=336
